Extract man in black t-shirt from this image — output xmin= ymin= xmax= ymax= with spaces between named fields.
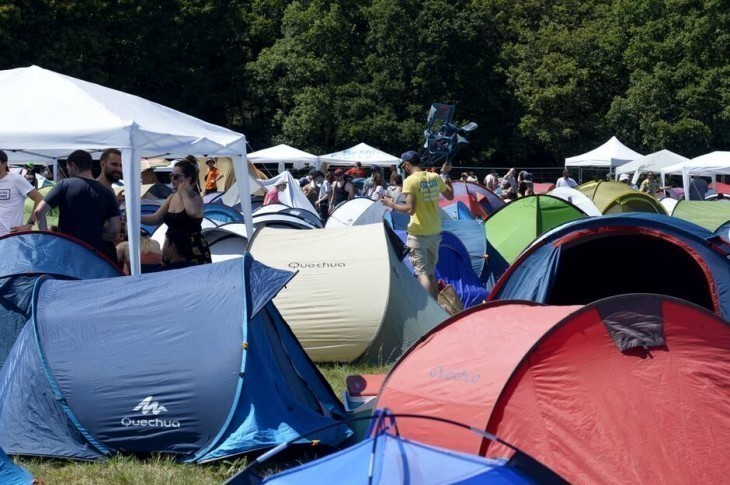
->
xmin=34 ymin=150 xmax=121 ymax=252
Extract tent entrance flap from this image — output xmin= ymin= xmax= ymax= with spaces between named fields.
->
xmin=547 ymin=234 xmax=714 ymax=311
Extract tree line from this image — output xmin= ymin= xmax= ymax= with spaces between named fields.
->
xmin=0 ymin=0 xmax=727 ymax=167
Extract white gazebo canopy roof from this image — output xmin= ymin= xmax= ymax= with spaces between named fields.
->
xmin=0 ymin=65 xmax=252 ymax=274
xmin=616 ymin=149 xmax=688 ymax=175
xmin=247 ymin=143 xmax=320 ymax=172
xmin=247 ymin=144 xmax=319 ymax=165
xmin=660 ymin=151 xmax=730 ymax=201
xmin=661 ymin=151 xmax=730 ymax=177
xmin=565 ymin=136 xmax=642 ymax=168
xmin=319 ymin=142 xmax=400 ymax=167
xmin=0 ymin=65 xmax=246 ymax=161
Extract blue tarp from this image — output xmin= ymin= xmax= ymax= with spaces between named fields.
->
xmin=0 ymin=232 xmax=121 ymax=368
xmin=0 ymin=255 xmax=350 ymax=462
xmin=0 ymin=447 xmax=32 ymax=485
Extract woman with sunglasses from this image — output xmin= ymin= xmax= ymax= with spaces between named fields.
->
xmin=141 ymin=159 xmax=211 ymax=266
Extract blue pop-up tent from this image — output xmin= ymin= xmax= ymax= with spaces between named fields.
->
xmin=0 ymin=231 xmax=121 ymax=368
xmin=0 ymin=255 xmax=350 ymax=462
xmin=394 ymin=230 xmax=487 ymax=309
xmin=490 ymin=213 xmax=730 ymax=318
xmin=0 ymin=447 xmax=32 ymax=485
xmin=227 ymin=411 xmax=564 ymax=484
xmin=204 ymin=203 xmax=244 ymax=225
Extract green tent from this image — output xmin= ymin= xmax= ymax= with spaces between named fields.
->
xmin=23 ymin=185 xmax=58 ymax=230
xmin=485 ymin=195 xmax=587 ymax=264
xmin=578 ymin=180 xmax=666 ymax=215
xmin=670 ymin=200 xmax=730 ymax=232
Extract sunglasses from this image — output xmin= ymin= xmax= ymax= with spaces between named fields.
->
xmin=170 ymin=174 xmax=183 ymax=180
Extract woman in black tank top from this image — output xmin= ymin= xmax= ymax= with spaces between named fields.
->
xmin=141 ymin=159 xmax=211 ymax=266
xmin=329 ymin=170 xmax=354 ymax=212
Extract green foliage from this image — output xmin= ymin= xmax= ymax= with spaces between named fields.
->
xmin=605 ymin=0 xmax=729 ymax=156
xmin=0 ymin=0 xmax=727 ymax=165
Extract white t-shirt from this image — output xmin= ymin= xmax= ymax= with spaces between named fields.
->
xmin=556 ymin=177 xmax=577 ymax=188
xmin=0 ymin=172 xmax=34 ymax=236
xmin=368 ymin=185 xmax=385 ymax=201
xmin=319 ymin=179 xmax=332 ymax=200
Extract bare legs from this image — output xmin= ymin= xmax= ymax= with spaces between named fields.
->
xmin=417 ymin=273 xmax=439 ymax=299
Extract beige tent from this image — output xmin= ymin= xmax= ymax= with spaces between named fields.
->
xmin=248 ymin=224 xmax=448 ymax=363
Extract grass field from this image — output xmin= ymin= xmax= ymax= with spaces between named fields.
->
xmin=17 ymin=363 xmax=392 ymax=484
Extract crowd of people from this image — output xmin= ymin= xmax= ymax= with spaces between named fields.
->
xmin=0 ymin=149 xmax=216 ymax=274
xmin=266 ymin=162 xmax=407 ymax=222
xmin=2 ymin=145 xmax=718 ymax=283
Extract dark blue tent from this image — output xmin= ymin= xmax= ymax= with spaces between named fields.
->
xmin=0 ymin=255 xmax=350 ymax=462
xmin=388 ymin=213 xmax=500 ymax=298
xmin=440 ymin=219 xmax=492 ymax=281
xmin=0 ymin=232 xmax=121 ymax=368
xmin=204 ymin=203 xmax=244 ymax=225
xmin=0 ymin=447 xmax=32 ymax=485
xmin=490 ymin=213 xmax=730 ymax=318
xmin=715 ymin=219 xmax=730 ymax=243
xmin=395 ymin=230 xmax=487 ymax=309
xmin=388 ymin=213 xmax=491 ymax=280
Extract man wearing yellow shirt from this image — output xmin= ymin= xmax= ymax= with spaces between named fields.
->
xmin=383 ymin=151 xmax=454 ymax=298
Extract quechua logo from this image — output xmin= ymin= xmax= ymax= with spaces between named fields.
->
xmin=288 ymin=261 xmax=346 ymax=269
xmin=121 ymin=396 xmax=181 ymax=429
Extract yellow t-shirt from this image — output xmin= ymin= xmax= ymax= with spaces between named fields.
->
xmin=402 ymin=171 xmax=447 ymax=236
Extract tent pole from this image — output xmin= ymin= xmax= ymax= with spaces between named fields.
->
xmin=682 ymin=168 xmax=690 ymax=201
xmin=711 ymin=174 xmax=717 ymax=194
xmin=233 ymin=152 xmax=254 ymax=239
xmin=633 ymin=170 xmax=641 ymax=186
xmin=53 ymin=158 xmax=58 ymax=181
xmin=122 ymin=148 xmax=142 ymax=275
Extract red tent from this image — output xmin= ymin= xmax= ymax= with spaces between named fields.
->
xmin=439 ymin=181 xmax=504 ymax=219
xmin=376 ymin=294 xmax=730 ymax=484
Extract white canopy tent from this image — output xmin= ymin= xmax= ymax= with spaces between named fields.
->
xmin=565 ymin=136 xmax=642 ymax=172
xmin=0 ymin=65 xmax=253 ymax=274
xmin=247 ymin=144 xmax=320 ymax=173
xmin=319 ymin=142 xmax=400 ymax=167
xmin=615 ymin=149 xmax=689 ymax=185
xmin=661 ymin=151 xmax=730 ymax=200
